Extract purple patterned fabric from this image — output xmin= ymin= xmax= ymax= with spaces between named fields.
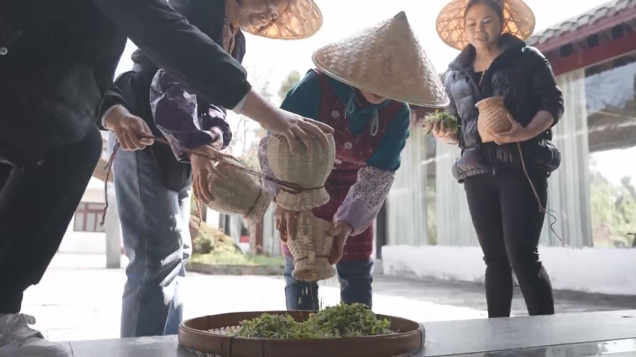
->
xmin=334 ymin=165 xmax=394 ymax=235
xmin=150 ymin=69 xmax=232 ymax=161
xmin=201 ymin=106 xmax=233 ymax=148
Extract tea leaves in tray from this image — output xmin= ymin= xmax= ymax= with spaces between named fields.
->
xmin=228 ymin=314 xmax=330 ymax=339
xmin=308 ymin=302 xmax=392 ymax=337
xmin=228 ymin=303 xmax=392 ymax=339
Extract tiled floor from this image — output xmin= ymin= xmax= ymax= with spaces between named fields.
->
xmin=21 ymin=254 xmax=636 ymax=342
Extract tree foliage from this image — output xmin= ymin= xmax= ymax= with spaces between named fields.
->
xmin=278 ymin=70 xmax=301 ymax=102
xmin=589 ymin=158 xmax=636 ymax=247
xmin=227 ymin=66 xmax=272 ymax=170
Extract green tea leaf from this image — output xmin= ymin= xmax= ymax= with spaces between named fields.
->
xmin=229 ymin=302 xmax=392 ymax=339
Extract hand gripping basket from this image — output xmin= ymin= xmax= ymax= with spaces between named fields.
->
xmin=266 ymin=134 xmax=336 ymax=211
xmin=204 ymin=156 xmax=270 ymax=221
xmin=286 ymin=211 xmax=335 ymax=282
xmin=475 ymin=96 xmax=512 ymax=143
xmin=179 ymin=311 xmax=426 ymax=357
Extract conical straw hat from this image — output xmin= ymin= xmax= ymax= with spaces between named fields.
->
xmin=312 ymin=11 xmax=449 ymax=107
xmin=436 ymin=0 xmax=536 ymax=50
xmin=243 ymin=0 xmax=323 ymax=40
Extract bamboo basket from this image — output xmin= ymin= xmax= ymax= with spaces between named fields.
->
xmin=267 ymin=134 xmax=336 ymax=211
xmin=475 ymin=96 xmax=511 ymax=143
xmin=179 ymin=311 xmax=426 ymax=357
xmin=204 ymin=156 xmax=270 ymax=221
xmin=285 ymin=211 xmax=335 ymax=282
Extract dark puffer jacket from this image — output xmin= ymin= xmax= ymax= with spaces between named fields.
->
xmin=444 ymin=34 xmax=564 ymax=181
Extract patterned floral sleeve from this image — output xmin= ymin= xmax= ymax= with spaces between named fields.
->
xmin=258 ymin=135 xmax=278 ymax=201
xmin=335 ymin=166 xmax=395 ymax=236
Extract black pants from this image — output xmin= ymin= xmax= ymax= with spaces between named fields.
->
xmin=0 ymin=127 xmax=102 ymax=314
xmin=464 ymin=169 xmax=554 ymax=318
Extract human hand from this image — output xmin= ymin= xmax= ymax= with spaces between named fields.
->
xmin=275 ymin=204 xmax=300 ymax=243
xmin=206 ymin=127 xmax=224 ymax=150
xmin=327 ymin=221 xmax=354 ymax=265
xmin=240 ymin=89 xmax=334 ymax=156
xmin=104 ymin=105 xmax=155 ymax=151
xmin=432 ymin=120 xmax=458 ymax=144
xmin=492 ymin=114 xmax=535 ymax=145
xmin=190 ymin=145 xmax=231 ymax=204
xmin=266 ymin=108 xmax=334 ymax=156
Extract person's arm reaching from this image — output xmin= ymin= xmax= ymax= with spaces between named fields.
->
xmin=258 ymin=70 xmax=322 ymax=199
xmin=335 ymin=104 xmax=411 ymax=236
xmin=328 ymin=103 xmax=411 ymax=264
xmin=91 ymin=0 xmax=333 ymax=154
xmin=91 ymin=0 xmax=250 ymax=109
xmin=99 ymin=72 xmax=155 ymax=151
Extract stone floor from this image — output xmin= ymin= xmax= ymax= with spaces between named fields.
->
xmin=22 ymin=254 xmax=636 ymax=342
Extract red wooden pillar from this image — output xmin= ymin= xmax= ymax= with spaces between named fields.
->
xmin=249 ymin=218 xmax=264 ymax=255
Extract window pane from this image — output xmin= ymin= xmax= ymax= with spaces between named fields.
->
xmin=85 ymin=213 xmax=96 ymax=233
xmin=87 ymin=203 xmax=105 ymax=211
xmin=74 ymin=213 xmax=85 ymax=231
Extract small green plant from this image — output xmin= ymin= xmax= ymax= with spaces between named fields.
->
xmin=423 ymin=110 xmax=459 ymax=134
xmin=229 ymin=302 xmax=392 ymax=339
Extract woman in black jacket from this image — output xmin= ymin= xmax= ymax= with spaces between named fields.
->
xmin=434 ymin=0 xmax=564 ymax=318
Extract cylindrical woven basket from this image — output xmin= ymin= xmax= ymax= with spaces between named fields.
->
xmin=204 ymin=156 xmax=270 ymax=221
xmin=475 ymin=96 xmax=512 ymax=143
xmin=179 ymin=311 xmax=426 ymax=357
xmin=285 ymin=211 xmax=335 ymax=282
xmin=267 ymin=134 xmax=335 ymax=211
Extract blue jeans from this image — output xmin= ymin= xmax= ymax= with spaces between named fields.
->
xmin=283 ymin=257 xmax=373 ymax=310
xmin=109 ymin=134 xmax=192 ymax=337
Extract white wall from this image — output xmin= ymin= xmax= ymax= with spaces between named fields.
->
xmin=382 ymin=245 xmax=636 ymax=295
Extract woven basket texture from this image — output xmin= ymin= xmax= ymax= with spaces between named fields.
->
xmin=312 ymin=11 xmax=448 ymax=107
xmin=204 ymin=156 xmax=270 ymax=221
xmin=267 ymin=134 xmax=335 ymax=211
xmin=476 ymin=96 xmax=511 ymax=143
xmin=285 ymin=211 xmax=335 ymax=282
xmin=243 ymin=0 xmax=323 ymax=39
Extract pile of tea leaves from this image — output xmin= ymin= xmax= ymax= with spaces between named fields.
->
xmin=228 ymin=303 xmax=392 ymax=339
xmin=423 ymin=110 xmax=459 ymax=134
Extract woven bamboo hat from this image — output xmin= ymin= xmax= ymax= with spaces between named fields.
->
xmin=242 ymin=0 xmax=323 ymax=40
xmin=312 ymin=11 xmax=449 ymax=107
xmin=436 ymin=0 xmax=536 ymax=50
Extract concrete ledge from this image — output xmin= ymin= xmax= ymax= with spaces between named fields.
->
xmin=186 ymin=262 xmax=284 ymax=276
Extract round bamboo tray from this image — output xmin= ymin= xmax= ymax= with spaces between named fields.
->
xmin=475 ymin=96 xmax=511 ymax=143
xmin=179 ymin=311 xmax=425 ymax=357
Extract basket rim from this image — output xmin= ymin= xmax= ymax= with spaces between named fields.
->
xmin=179 ymin=311 xmax=424 ymax=357
xmin=474 ymin=96 xmax=505 ymax=108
